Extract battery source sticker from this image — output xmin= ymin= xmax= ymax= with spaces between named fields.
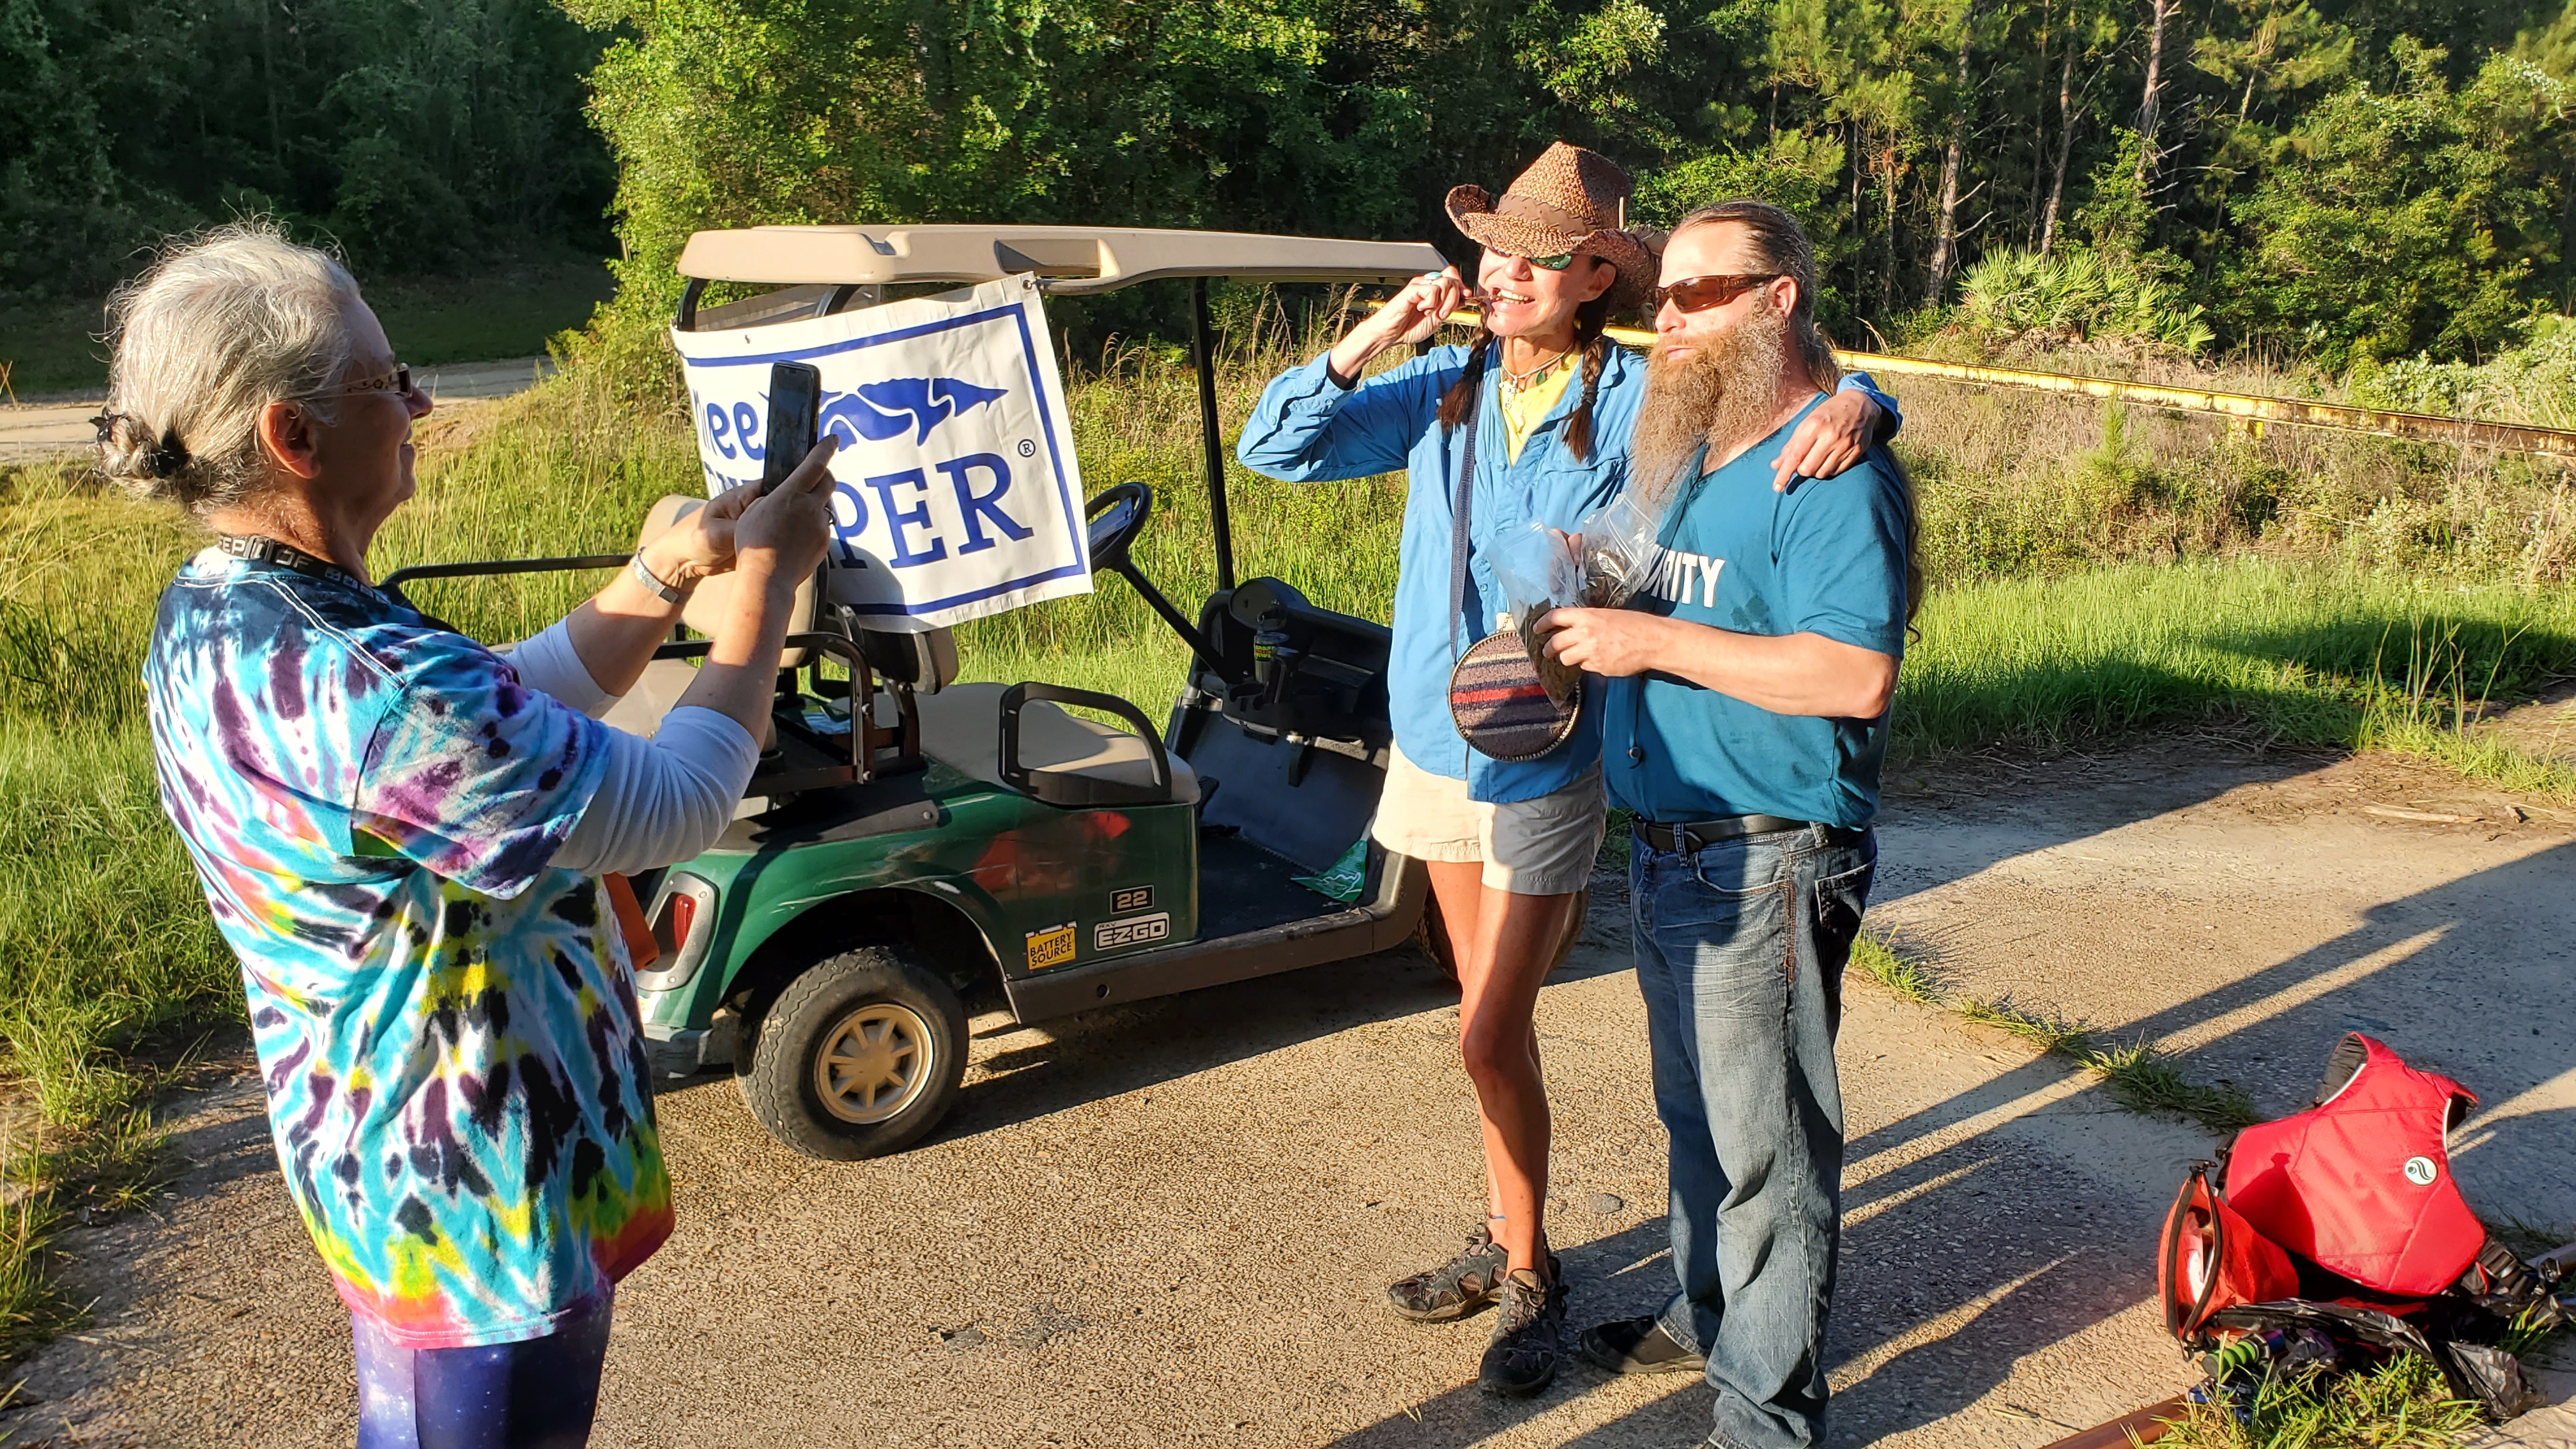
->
xmin=1110 ymin=884 xmax=1155 ymax=914
xmin=1093 ymin=912 xmax=1171 ymax=953
xmin=1025 ymin=923 xmax=1077 ymax=970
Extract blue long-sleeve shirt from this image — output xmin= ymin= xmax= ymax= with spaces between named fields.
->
xmin=1236 ymin=341 xmax=1901 ymax=804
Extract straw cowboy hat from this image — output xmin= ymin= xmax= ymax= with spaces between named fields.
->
xmin=1445 ymin=142 xmax=1658 ymax=316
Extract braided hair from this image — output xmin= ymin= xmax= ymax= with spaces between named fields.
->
xmin=1434 ymin=272 xmax=1618 ymax=463
xmin=1434 ymin=325 xmax=1495 ymax=436
xmin=1560 ymin=295 xmax=1613 ymax=463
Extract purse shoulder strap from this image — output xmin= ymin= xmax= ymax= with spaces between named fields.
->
xmin=1448 ymin=358 xmax=1484 ymax=661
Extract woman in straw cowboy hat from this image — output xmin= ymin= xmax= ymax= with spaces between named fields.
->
xmin=1238 ymin=142 xmax=1899 ymax=1397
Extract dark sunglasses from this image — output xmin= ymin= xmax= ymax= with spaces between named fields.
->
xmin=1653 ymin=274 xmax=1782 ymax=313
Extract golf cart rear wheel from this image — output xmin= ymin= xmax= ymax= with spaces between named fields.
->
xmin=1414 ymin=887 xmax=1590 ymax=990
xmin=738 ymin=945 xmax=967 ymax=1160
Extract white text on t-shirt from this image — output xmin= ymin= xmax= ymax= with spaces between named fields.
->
xmin=1649 ymin=548 xmax=1725 ymax=608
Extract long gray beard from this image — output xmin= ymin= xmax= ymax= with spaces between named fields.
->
xmin=1629 ymin=304 xmax=1793 ymax=514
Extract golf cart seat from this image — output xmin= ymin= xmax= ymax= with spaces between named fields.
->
xmin=603 ymin=496 xmax=1184 ymax=808
xmin=911 ymin=684 xmax=1200 ymax=806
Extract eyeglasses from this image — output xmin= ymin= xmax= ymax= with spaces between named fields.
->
xmin=1653 ymin=274 xmax=1782 ymax=313
xmin=1526 ymin=253 xmax=1576 ymax=272
xmin=309 ymin=364 xmax=415 ymax=399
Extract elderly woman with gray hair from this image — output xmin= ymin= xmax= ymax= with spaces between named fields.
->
xmin=106 ymin=222 xmax=835 ymax=1448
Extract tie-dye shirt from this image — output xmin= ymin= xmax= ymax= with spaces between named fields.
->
xmin=145 ymin=548 xmax=675 ymax=1349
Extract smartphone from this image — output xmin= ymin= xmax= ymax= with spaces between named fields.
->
xmin=759 ymin=361 xmax=824 ymax=495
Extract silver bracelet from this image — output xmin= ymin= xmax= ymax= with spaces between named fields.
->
xmin=629 ymin=551 xmax=690 ymax=604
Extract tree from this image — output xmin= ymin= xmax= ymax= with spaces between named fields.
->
xmin=1 ymin=0 xmax=612 ymax=294
xmin=2134 ymin=0 xmax=2184 ymax=186
xmin=1923 ymin=0 xmax=1984 ymax=296
xmin=2220 ymin=43 xmax=2573 ymax=365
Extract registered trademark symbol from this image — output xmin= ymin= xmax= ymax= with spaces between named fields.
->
xmin=1016 ymin=438 xmax=1036 ymax=458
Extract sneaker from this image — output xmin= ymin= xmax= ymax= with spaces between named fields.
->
xmin=1576 ymin=1314 xmax=1707 ymax=1376
xmin=1386 ymin=1224 xmax=1512 ymax=1322
xmin=1478 ymin=1266 xmax=1567 ymax=1398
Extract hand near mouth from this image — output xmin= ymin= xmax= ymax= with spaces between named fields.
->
xmin=1329 ymin=266 xmax=1469 ymax=383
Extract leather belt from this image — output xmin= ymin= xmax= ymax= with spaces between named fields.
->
xmin=1632 ymin=814 xmax=1868 ymax=854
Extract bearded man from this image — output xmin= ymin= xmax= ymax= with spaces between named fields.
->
xmin=1540 ymin=199 xmax=1919 ymax=1449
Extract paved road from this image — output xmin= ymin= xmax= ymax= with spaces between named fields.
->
xmin=0 ymin=358 xmax=555 ymax=462
xmin=9 ymin=740 xmax=2572 ymax=1447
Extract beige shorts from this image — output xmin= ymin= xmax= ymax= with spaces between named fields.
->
xmin=1370 ymin=743 xmax=1606 ymax=897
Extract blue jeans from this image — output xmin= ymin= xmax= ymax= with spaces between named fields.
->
xmin=353 ymin=1292 xmax=612 ymax=1449
xmin=1632 ymin=825 xmax=1874 ymax=1449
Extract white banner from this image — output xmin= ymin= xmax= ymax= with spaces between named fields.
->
xmin=672 ymin=276 xmax=1092 ymax=627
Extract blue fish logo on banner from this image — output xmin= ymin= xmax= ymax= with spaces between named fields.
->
xmin=825 ymin=377 xmax=1009 ymax=445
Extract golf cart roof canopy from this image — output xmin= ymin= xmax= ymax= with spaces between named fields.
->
xmin=675 ymin=224 xmax=1446 ymax=295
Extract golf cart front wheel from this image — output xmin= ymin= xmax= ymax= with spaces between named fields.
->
xmin=738 ymin=944 xmax=968 ymax=1160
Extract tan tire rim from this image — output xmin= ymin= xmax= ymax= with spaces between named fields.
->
xmin=813 ymin=1002 xmax=935 ymax=1125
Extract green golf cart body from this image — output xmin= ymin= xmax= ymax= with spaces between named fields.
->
xmin=387 ymin=224 xmax=1498 ymax=1160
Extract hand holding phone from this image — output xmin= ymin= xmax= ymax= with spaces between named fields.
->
xmin=760 ymin=361 xmax=824 ymax=496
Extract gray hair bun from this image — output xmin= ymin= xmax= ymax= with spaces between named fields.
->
xmin=98 ymin=221 xmax=360 ymax=516
xmin=91 ymin=411 xmax=192 ymax=482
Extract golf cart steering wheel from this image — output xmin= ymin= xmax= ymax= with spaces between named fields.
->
xmin=1085 ymin=482 xmax=1154 ymax=572
xmin=1080 ymin=480 xmax=1244 ymax=685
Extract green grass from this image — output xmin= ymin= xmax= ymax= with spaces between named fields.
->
xmin=0 ymin=296 xmax=121 ymax=401
xmin=0 ymin=258 xmax=613 ymax=399
xmin=1850 ymin=930 xmax=1942 ymax=1004
xmin=2152 ymin=1353 xmax=2487 ymax=1449
xmin=0 ymin=732 xmax=238 ymax=1352
xmin=365 ymin=263 xmax=616 ymax=368
xmin=1895 ymin=562 xmax=2576 ymax=795
xmin=1848 ymin=939 xmax=2262 ymax=1131
xmin=1958 ymin=996 xmax=2258 ymax=1129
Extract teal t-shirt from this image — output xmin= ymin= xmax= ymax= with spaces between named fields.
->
xmin=1601 ymin=395 xmax=1912 ymax=829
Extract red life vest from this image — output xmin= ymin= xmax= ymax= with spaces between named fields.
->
xmin=2222 ymin=1034 xmax=2486 ymax=1297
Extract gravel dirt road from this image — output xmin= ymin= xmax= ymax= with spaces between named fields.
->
xmin=0 ymin=358 xmax=552 ymax=462
xmin=9 ymin=738 xmax=2570 ymax=1448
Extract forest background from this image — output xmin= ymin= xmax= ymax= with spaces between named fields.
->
xmin=9 ymin=0 xmax=2576 ymax=391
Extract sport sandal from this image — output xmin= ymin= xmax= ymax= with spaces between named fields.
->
xmin=1478 ymin=1265 xmax=1568 ymax=1399
xmin=1387 ymin=1223 xmax=1512 ymax=1322
xmin=1576 ymin=1314 xmax=1707 ymax=1376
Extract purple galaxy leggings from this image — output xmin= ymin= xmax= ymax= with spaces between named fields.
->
xmin=352 ymin=1294 xmax=613 ymax=1449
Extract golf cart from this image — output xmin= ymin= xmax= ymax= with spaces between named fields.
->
xmin=388 ymin=225 xmax=1525 ymax=1160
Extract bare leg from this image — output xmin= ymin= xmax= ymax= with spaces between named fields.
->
xmin=1457 ymin=884 xmax=1580 ymax=1280
xmin=1423 ymin=862 xmax=1499 ymax=1224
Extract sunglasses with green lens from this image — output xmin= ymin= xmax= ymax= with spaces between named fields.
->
xmin=1526 ymin=252 xmax=1576 ymax=271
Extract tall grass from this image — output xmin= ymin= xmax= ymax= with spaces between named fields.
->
xmin=1895 ymin=560 xmax=2576 ymax=788
xmin=1891 ymin=381 xmax=2576 ymax=585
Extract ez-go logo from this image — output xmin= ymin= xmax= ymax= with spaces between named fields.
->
xmin=1094 ymin=913 xmax=1170 ymax=953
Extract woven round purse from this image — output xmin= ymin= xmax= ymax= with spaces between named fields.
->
xmin=1440 ymin=394 xmax=1579 ymax=761
xmin=1449 ymin=630 xmax=1581 ymax=761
